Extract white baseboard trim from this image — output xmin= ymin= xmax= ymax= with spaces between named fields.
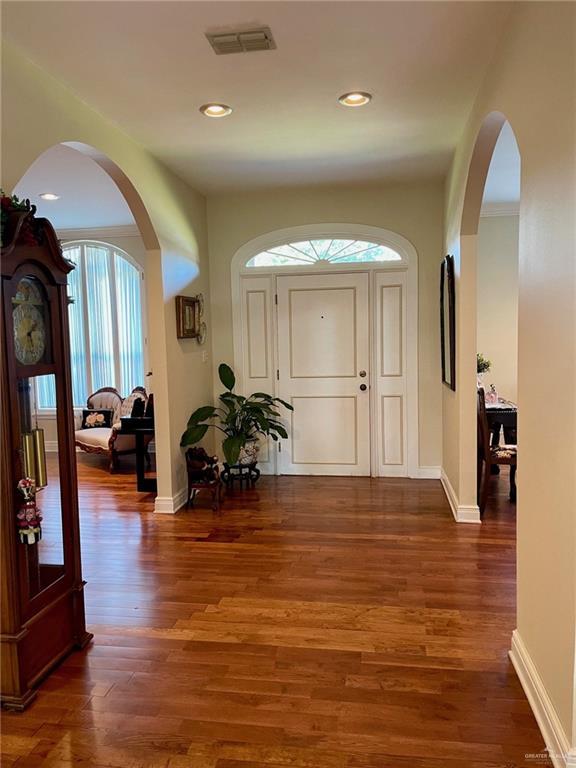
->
xmin=509 ymin=629 xmax=574 ymax=768
xmin=455 ymin=504 xmax=481 ymax=524
xmin=440 ymin=468 xmax=481 ymax=523
xmin=411 ymin=466 xmax=441 ymax=480
xmin=440 ymin=468 xmax=459 ymax=520
xmin=154 ymin=487 xmax=187 ymax=514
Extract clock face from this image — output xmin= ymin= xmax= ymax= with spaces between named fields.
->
xmin=12 ymin=278 xmax=47 ymax=365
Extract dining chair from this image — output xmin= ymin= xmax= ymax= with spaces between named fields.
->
xmin=477 ymin=387 xmax=517 ymax=515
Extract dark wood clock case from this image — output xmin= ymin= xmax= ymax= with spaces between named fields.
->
xmin=1 ymin=198 xmax=92 ymax=710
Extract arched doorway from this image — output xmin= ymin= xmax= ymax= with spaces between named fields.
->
xmin=456 ymin=112 xmax=521 ymax=523
xmin=231 ymin=223 xmax=419 ymax=477
xmin=13 ymin=142 xmax=166 ymax=501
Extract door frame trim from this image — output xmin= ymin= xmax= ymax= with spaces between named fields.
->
xmin=231 ymin=223 xmax=419 ymax=478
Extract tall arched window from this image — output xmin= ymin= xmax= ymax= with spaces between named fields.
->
xmin=245 ymin=239 xmax=402 ymax=267
xmin=37 ymin=241 xmax=145 ymax=408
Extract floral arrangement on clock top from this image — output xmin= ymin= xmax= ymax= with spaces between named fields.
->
xmin=1 ymin=192 xmax=41 ymax=248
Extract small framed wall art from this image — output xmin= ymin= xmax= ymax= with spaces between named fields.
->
xmin=175 ymin=294 xmax=206 ymax=343
xmin=440 ymin=255 xmax=456 ymax=391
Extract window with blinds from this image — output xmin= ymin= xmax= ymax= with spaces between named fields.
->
xmin=37 ymin=242 xmax=145 ymax=408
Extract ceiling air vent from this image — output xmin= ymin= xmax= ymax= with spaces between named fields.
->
xmin=206 ymin=28 xmax=276 ymax=55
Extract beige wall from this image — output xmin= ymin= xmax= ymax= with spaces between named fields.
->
xmin=2 ymin=42 xmax=212 ymax=505
xmin=443 ymin=2 xmax=575 ymax=745
xmin=207 ymin=181 xmax=444 ymax=469
xmin=477 ymin=215 xmax=519 ymax=402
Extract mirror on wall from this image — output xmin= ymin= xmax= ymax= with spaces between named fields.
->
xmin=440 ymin=255 xmax=456 ymax=391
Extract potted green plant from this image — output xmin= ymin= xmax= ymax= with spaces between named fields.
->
xmin=180 ymin=363 xmax=293 ymax=467
xmin=477 ymin=353 xmax=491 ymax=388
xmin=477 ymin=353 xmax=491 ymax=375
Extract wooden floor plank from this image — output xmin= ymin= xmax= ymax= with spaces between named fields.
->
xmin=1 ymin=455 xmax=550 ymax=767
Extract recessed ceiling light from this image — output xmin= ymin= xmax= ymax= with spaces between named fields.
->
xmin=338 ymin=92 xmax=372 ymax=107
xmin=199 ymin=103 xmax=233 ymax=118
xmin=39 ymin=192 xmax=60 ymax=201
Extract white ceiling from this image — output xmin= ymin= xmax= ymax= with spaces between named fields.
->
xmin=4 ymin=1 xmax=513 ymax=193
xmin=14 ymin=144 xmax=135 ymax=230
xmin=14 ymin=124 xmax=519 ymax=231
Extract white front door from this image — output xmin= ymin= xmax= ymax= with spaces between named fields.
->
xmin=277 ymin=272 xmax=370 ymax=475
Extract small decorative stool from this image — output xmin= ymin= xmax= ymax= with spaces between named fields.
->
xmin=221 ymin=462 xmax=260 ymax=490
xmin=185 ymin=448 xmax=222 ymax=511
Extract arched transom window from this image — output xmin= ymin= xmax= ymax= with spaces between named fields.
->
xmin=246 ymin=239 xmax=402 ymax=267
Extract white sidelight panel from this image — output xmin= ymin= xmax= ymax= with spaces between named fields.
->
xmin=375 ymin=272 xmax=408 ymax=476
xmin=238 ymin=276 xmax=276 ymax=473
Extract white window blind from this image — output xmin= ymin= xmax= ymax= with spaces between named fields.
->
xmin=37 ymin=242 xmax=145 ymax=409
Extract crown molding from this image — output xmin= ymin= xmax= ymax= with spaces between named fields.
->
xmin=480 ymin=202 xmax=520 ymax=218
xmin=56 ymin=224 xmax=141 ymax=240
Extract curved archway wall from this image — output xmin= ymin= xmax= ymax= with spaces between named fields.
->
xmin=3 ymin=41 xmax=213 ymax=513
xmin=442 ymin=3 xmax=575 ymax=758
xmin=207 ymin=181 xmax=445 ymax=477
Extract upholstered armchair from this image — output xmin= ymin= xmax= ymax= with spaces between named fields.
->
xmin=75 ymin=386 xmax=150 ymax=472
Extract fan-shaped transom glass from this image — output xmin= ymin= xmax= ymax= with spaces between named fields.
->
xmin=246 ymin=239 xmax=402 ymax=267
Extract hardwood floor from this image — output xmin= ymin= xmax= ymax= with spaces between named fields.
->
xmin=2 ymin=456 xmax=550 ymax=767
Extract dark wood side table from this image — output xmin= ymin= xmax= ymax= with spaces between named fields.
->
xmin=221 ymin=462 xmax=260 ymax=489
xmin=118 ymin=418 xmax=156 ymax=493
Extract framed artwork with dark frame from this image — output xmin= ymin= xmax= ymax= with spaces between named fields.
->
xmin=175 ymin=295 xmax=199 ymax=339
xmin=175 ymin=294 xmax=206 ymax=343
xmin=440 ymin=254 xmax=456 ymax=391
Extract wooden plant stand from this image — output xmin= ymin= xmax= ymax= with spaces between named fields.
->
xmin=221 ymin=462 xmax=260 ymax=490
xmin=185 ymin=449 xmax=222 ymax=511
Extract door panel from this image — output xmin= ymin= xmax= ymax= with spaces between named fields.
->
xmin=289 ymin=288 xmax=357 ymax=378
xmin=380 ymin=284 xmax=403 ymax=377
xmin=375 ymin=272 xmax=408 ymax=476
xmin=381 ymin=394 xmax=404 ymax=465
xmin=246 ymin=290 xmax=269 ymax=379
xmin=277 ymin=273 xmax=370 ymax=476
xmin=291 ymin=396 xmax=358 ymax=465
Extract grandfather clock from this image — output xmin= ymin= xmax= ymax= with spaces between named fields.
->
xmin=1 ymin=196 xmax=92 ymax=710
